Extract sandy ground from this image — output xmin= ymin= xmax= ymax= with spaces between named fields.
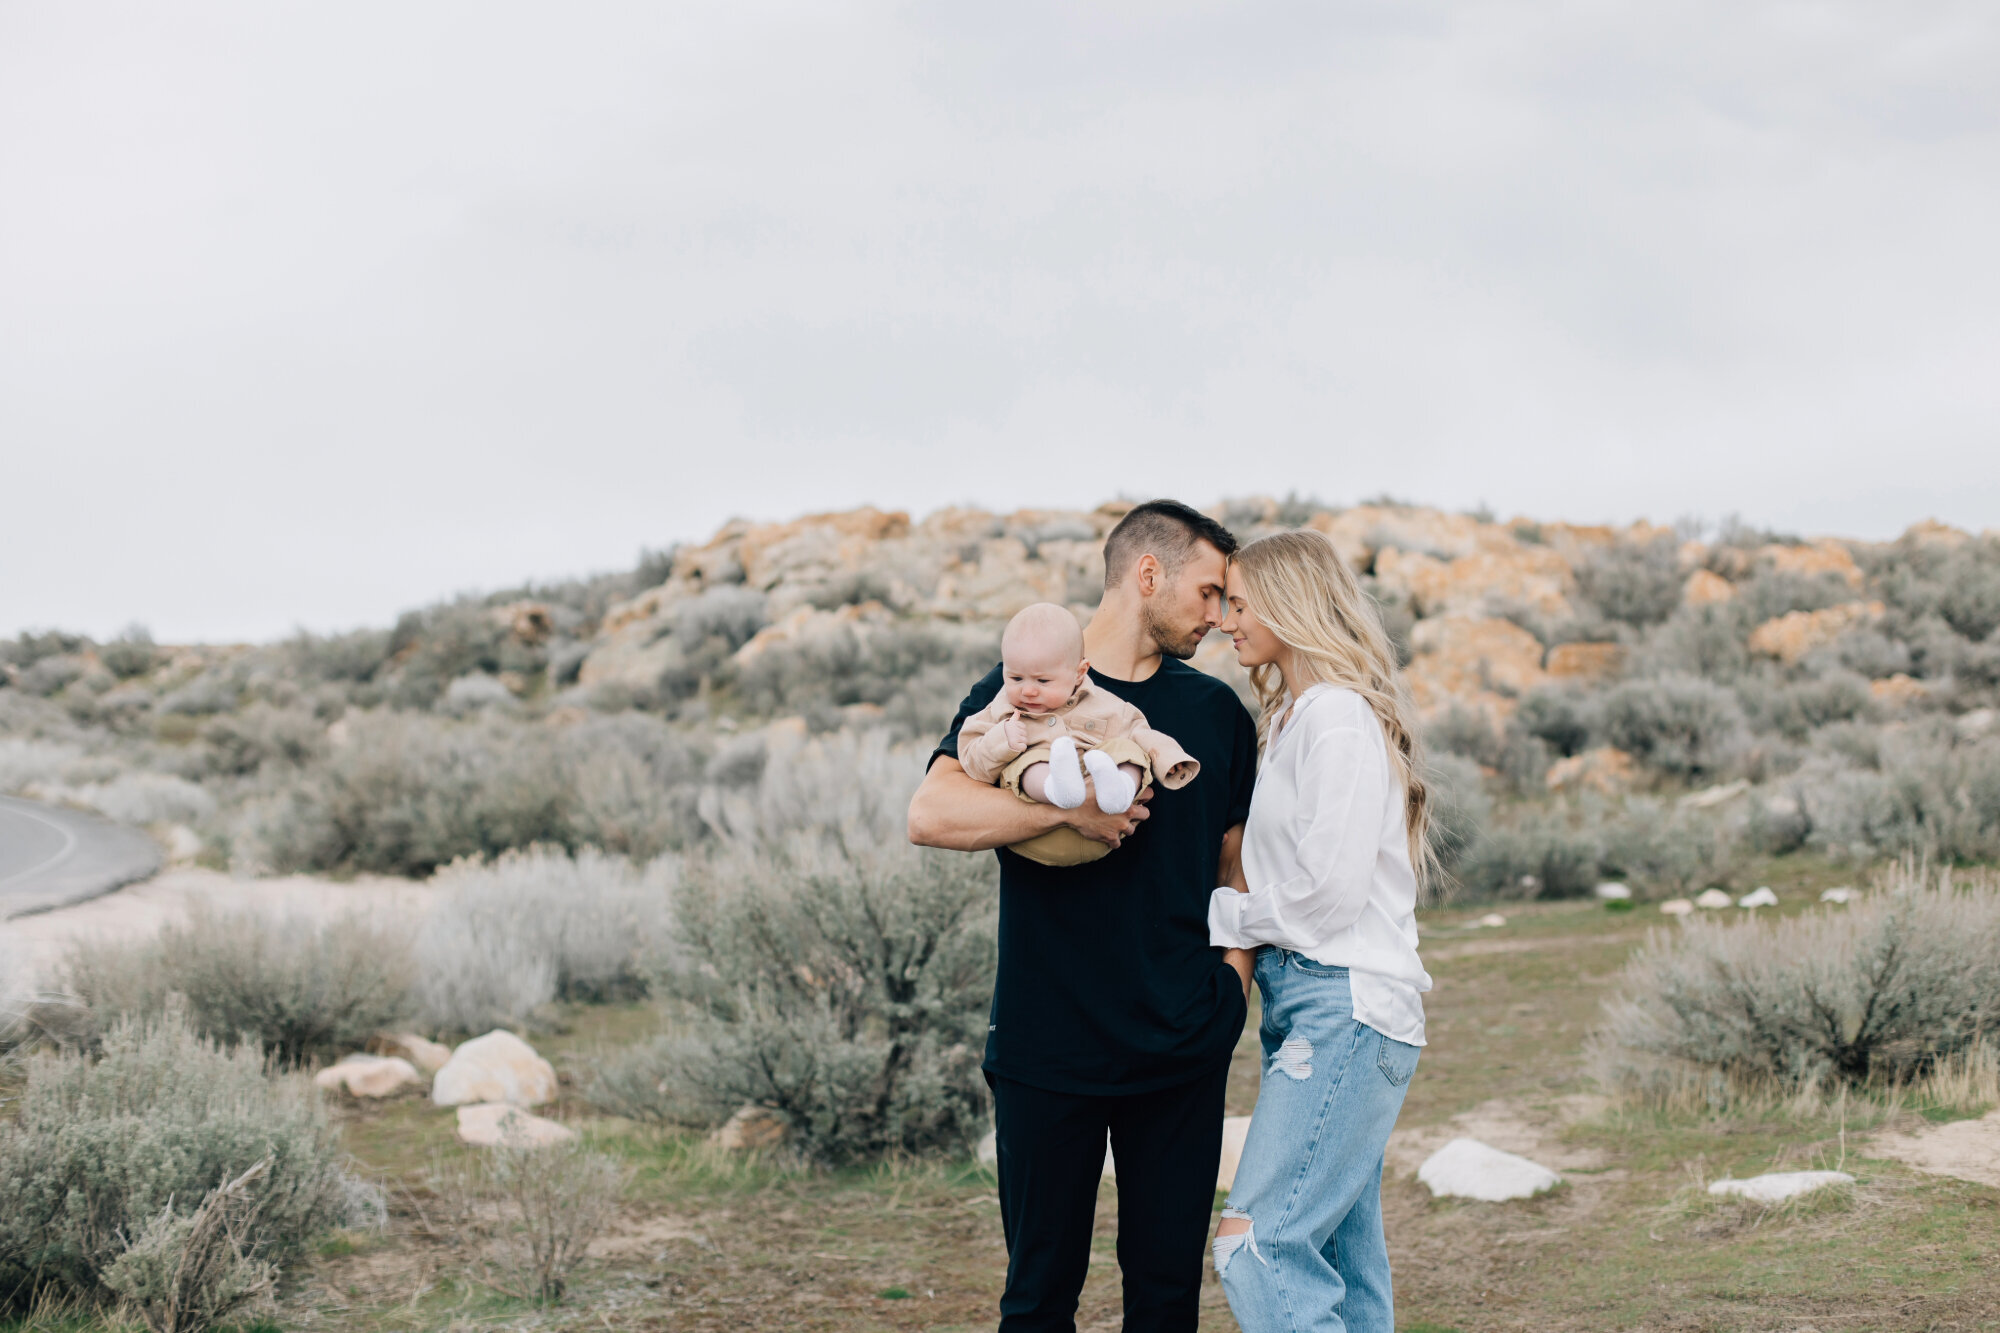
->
xmin=1 ymin=866 xmax=441 ymax=991
xmin=1872 ymin=1108 xmax=2000 ymax=1190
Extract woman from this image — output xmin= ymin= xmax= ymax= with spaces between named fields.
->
xmin=1207 ymin=529 xmax=1435 ymax=1333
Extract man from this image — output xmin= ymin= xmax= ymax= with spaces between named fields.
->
xmin=909 ymin=499 xmax=1260 ymax=1332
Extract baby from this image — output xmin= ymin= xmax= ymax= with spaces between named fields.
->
xmin=957 ymin=602 xmax=1200 ymax=818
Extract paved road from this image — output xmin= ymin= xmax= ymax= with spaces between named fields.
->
xmin=0 ymin=794 xmax=162 ymax=919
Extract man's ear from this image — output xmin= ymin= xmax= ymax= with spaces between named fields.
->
xmin=1133 ymin=553 xmax=1159 ymax=596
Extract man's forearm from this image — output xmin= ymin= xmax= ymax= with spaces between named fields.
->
xmin=908 ymin=757 xmax=1070 ymax=851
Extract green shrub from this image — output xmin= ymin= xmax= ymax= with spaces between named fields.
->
xmin=64 ymin=906 xmax=414 ymax=1066
xmin=0 ymin=1005 xmax=347 ymax=1309
xmin=1574 ymin=536 xmax=1683 ymax=627
xmin=102 ymin=1160 xmax=277 ymax=1332
xmin=589 ymin=837 xmax=996 ymax=1163
xmin=1596 ymin=865 xmax=2000 ymax=1093
xmin=1596 ymin=674 xmax=1746 ymax=779
xmin=1596 ymin=797 xmax=1742 ymax=896
xmin=1424 ymin=752 xmax=1490 ymax=878
xmin=1800 ymin=734 xmax=2000 ymax=863
xmin=1445 ymin=806 xmax=1599 ymax=898
xmin=442 ymin=1140 xmax=623 ymax=1305
xmin=98 ymin=627 xmax=160 ymax=681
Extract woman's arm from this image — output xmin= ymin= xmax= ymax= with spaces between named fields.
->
xmin=1209 ymin=721 xmax=1385 ymax=948
xmin=908 ymin=756 xmax=1152 ymax=852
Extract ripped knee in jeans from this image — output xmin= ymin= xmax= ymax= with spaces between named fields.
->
xmin=1212 ymin=1206 xmax=1264 ymax=1276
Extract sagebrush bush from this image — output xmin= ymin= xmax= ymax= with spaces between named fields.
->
xmin=64 ymin=905 xmax=414 ymax=1065
xmin=443 ymin=1140 xmax=623 ymax=1304
xmin=1595 ymin=674 xmax=1747 ymax=779
xmin=1595 ymin=797 xmax=1741 ymax=896
xmin=0 ymin=1005 xmax=347 ymax=1309
xmin=1575 ymin=536 xmax=1683 ymax=627
xmin=103 ymin=1160 xmax=276 ymax=1333
xmin=1799 ymin=733 xmax=2000 ymax=864
xmin=414 ymin=846 xmax=675 ymax=1034
xmin=1455 ymin=807 xmax=1600 ymax=898
xmin=1423 ymin=751 xmax=1490 ymax=878
xmin=1596 ymin=865 xmax=2000 ymax=1097
xmin=590 ymin=836 xmax=997 ymax=1164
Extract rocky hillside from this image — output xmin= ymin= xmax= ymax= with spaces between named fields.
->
xmin=4 ymin=498 xmax=1997 ymax=890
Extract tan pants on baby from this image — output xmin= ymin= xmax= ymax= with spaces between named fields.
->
xmin=998 ymin=736 xmax=1153 ymax=868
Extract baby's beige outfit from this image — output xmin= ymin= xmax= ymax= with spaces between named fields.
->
xmin=956 ymin=683 xmax=1200 ymax=867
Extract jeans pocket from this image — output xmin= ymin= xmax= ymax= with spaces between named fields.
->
xmin=1376 ymin=1032 xmax=1420 ymax=1087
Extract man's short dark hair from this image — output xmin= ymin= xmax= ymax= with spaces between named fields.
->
xmin=1102 ymin=500 xmax=1239 ymax=590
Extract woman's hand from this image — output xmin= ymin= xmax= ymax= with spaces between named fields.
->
xmin=1224 ymin=947 xmax=1254 ymax=998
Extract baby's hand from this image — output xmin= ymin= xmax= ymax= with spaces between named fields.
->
xmin=1003 ymin=717 xmax=1029 ymax=751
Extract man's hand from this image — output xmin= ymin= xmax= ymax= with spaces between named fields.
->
xmin=1002 ymin=716 xmax=1029 ymax=751
xmin=1065 ymin=783 xmax=1152 ymax=848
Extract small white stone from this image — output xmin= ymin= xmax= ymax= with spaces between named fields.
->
xmin=455 ymin=1102 xmax=575 ymax=1148
xmin=1695 ymin=889 xmax=1734 ymax=910
xmin=1737 ymin=887 xmax=1779 ymax=908
xmin=1659 ymin=898 xmax=1695 ymax=916
xmin=1594 ymin=883 xmax=1632 ymax=901
xmin=1820 ymin=887 xmax=1856 ymax=904
xmin=1417 ymin=1138 xmax=1561 ymax=1202
xmin=1476 ymin=913 xmax=1508 ymax=928
xmin=1707 ymin=1170 xmax=1853 ymax=1204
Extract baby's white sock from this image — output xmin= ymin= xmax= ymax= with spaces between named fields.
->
xmin=1044 ymin=737 xmax=1088 ymax=809
xmin=1083 ymin=748 xmax=1136 ymax=814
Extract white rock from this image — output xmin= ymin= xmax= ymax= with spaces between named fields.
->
xmin=1738 ymin=887 xmax=1779 ymax=908
xmin=1679 ymin=779 xmax=1750 ymax=810
xmin=1593 ymin=883 xmax=1632 ymax=901
xmin=1216 ymin=1115 xmax=1253 ymax=1190
xmin=314 ymin=1054 xmax=421 ymax=1099
xmin=1417 ymin=1138 xmax=1561 ymax=1202
xmin=1820 ymin=887 xmax=1856 ymax=904
xmin=1476 ymin=913 xmax=1508 ymax=928
xmin=432 ymin=1030 xmax=558 ymax=1108
xmin=1695 ymin=889 xmax=1734 ymax=910
xmin=162 ymin=823 xmax=204 ymax=864
xmin=1957 ymin=708 xmax=1996 ymax=742
xmin=455 ymin=1102 xmax=575 ymax=1148
xmin=1660 ymin=898 xmax=1695 ymax=916
xmin=377 ymin=1033 xmax=453 ymax=1074
xmin=1707 ymin=1170 xmax=1853 ymax=1204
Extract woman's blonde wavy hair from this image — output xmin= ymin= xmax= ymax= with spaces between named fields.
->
xmin=1232 ymin=529 xmax=1437 ymax=895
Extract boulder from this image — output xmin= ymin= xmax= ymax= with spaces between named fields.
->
xmin=1683 ymin=569 xmax=1735 ymax=606
xmin=1869 ymin=674 xmax=1929 ymax=709
xmin=1404 ymin=616 xmax=1548 ymax=720
xmin=1757 ymin=540 xmax=1864 ymax=589
xmin=314 ymin=1054 xmax=422 ymax=1099
xmin=1416 ymin=1138 xmax=1561 ymax=1201
xmin=1660 ymin=899 xmax=1695 ymax=916
xmin=376 ymin=1033 xmax=453 ymax=1074
xmin=1695 ymin=889 xmax=1734 ymax=910
xmin=1216 ymin=1116 xmax=1253 ymax=1191
xmin=431 ymin=1031 xmax=558 ymax=1108
xmin=1545 ymin=746 xmax=1638 ymax=795
xmin=1707 ymin=1170 xmax=1852 ymax=1204
xmin=1747 ymin=602 xmax=1884 ymax=665
xmin=1476 ymin=913 xmax=1508 ymax=928
xmin=1373 ymin=546 xmax=1574 ymax=621
xmin=1593 ymin=883 xmax=1632 ymax=901
xmin=1545 ymin=642 xmax=1624 ymax=682
xmin=712 ymin=1105 xmax=789 ymax=1151
xmin=1679 ymin=779 xmax=1749 ymax=810
xmin=1820 ymin=887 xmax=1857 ymax=904
xmin=1903 ymin=519 xmax=1971 ymax=548
xmin=455 ymin=1103 xmax=575 ymax=1148
xmin=1737 ymin=887 xmax=1779 ymax=908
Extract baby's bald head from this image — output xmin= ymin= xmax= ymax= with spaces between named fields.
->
xmin=1000 ymin=602 xmax=1087 ymax=714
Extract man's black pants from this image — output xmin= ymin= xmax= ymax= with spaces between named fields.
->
xmin=986 ymin=1062 xmax=1230 ymax=1333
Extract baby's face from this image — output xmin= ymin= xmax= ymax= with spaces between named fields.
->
xmin=1002 ymin=640 xmax=1085 ymax=715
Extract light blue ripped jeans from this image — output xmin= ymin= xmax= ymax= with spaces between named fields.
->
xmin=1214 ymin=950 xmax=1420 ymax=1333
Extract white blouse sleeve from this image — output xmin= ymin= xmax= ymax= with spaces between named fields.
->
xmin=1208 ymin=718 xmax=1386 ymax=949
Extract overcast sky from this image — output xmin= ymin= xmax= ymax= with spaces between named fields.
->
xmin=3 ymin=1 xmax=1996 ymax=642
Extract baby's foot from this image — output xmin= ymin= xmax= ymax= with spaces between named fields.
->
xmin=1044 ymin=737 xmax=1088 ymax=809
xmin=1083 ymin=748 xmax=1137 ymax=814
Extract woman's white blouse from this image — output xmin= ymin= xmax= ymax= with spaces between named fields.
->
xmin=1207 ymin=684 xmax=1432 ymax=1045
